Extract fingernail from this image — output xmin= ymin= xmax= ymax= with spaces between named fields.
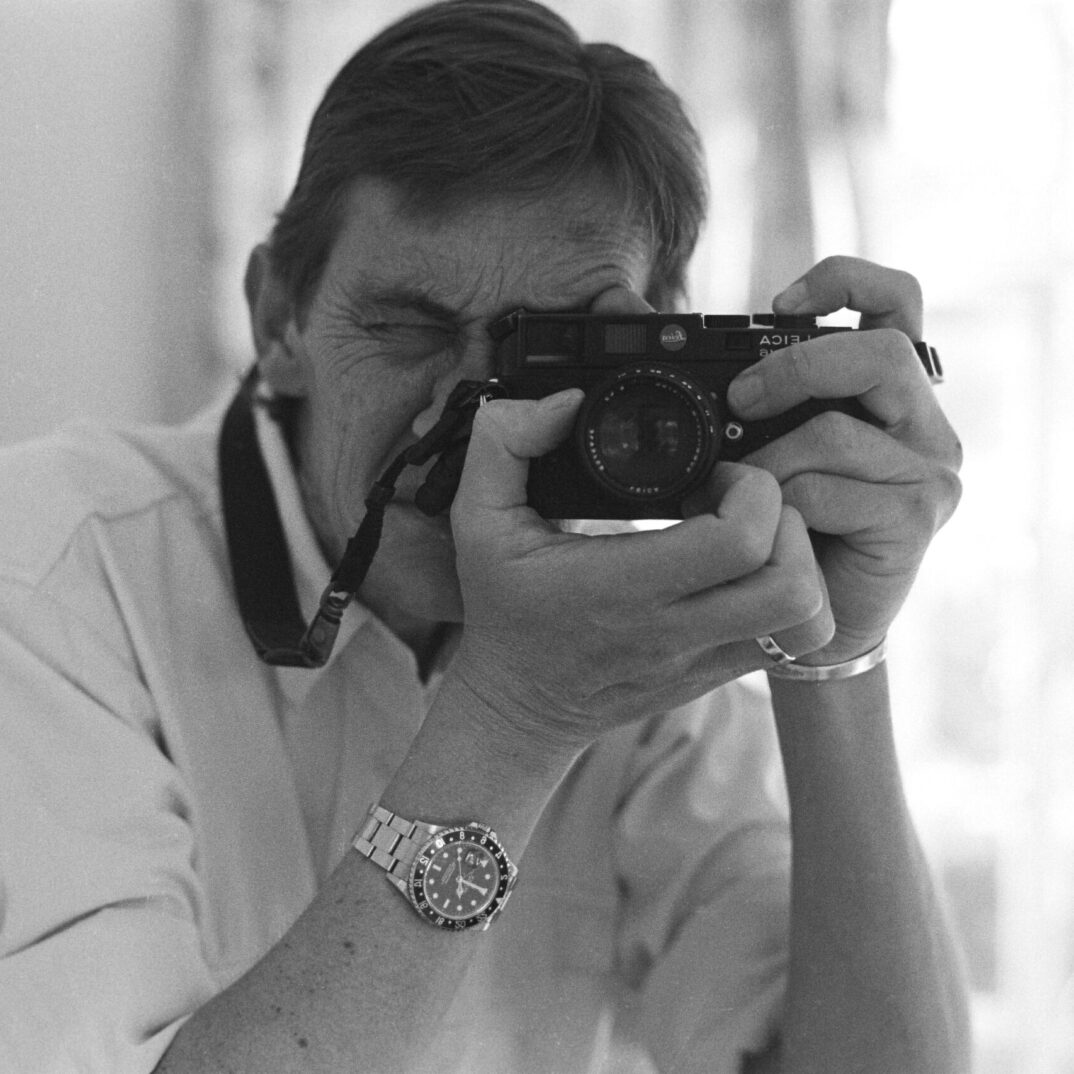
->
xmin=729 ymin=370 xmax=762 ymax=412
xmin=775 ymin=280 xmax=809 ymax=313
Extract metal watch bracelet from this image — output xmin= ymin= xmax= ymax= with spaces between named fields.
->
xmin=352 ymin=804 xmax=434 ymax=893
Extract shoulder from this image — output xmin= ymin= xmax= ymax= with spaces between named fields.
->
xmin=0 ymin=401 xmax=227 ymax=587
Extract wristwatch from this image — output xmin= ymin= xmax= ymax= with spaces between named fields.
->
xmin=352 ymin=804 xmax=519 ymax=931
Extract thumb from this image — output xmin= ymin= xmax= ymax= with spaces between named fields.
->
xmin=455 ymin=389 xmax=584 ymax=513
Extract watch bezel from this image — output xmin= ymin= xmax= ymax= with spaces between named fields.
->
xmin=407 ymin=824 xmax=517 ymax=931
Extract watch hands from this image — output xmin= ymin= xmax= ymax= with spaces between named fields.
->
xmin=455 ymin=848 xmax=467 ymax=899
xmin=448 ymin=847 xmax=491 ymax=900
xmin=459 ymin=876 xmax=490 ymax=897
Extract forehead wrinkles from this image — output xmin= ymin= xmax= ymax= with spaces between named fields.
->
xmin=401 ymin=207 xmax=652 ymax=313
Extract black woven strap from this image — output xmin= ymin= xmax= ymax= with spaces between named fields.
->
xmin=218 ymin=370 xmax=315 ymax=664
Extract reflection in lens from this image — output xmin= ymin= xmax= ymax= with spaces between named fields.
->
xmin=578 ymin=366 xmax=721 ymax=504
xmin=597 ymin=398 xmax=691 ymax=487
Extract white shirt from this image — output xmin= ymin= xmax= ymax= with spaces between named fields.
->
xmin=0 ymin=394 xmax=790 ymax=1074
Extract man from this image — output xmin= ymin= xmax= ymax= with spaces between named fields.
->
xmin=0 ymin=2 xmax=969 ymax=1072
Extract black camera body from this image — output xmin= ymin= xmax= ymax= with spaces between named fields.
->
xmin=487 ymin=309 xmax=869 ymax=519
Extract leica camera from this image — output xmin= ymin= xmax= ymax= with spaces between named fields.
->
xmin=480 ymin=308 xmax=876 ymax=519
xmin=411 ymin=308 xmax=940 ymax=520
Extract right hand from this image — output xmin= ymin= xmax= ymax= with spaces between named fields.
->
xmin=446 ymin=389 xmax=834 ymax=750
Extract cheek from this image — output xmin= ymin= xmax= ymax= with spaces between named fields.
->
xmin=411 ymin=396 xmax=448 ymax=439
xmin=306 ymin=354 xmax=452 ymax=499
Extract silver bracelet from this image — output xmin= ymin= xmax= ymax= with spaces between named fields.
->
xmin=763 ymin=637 xmax=887 ymax=682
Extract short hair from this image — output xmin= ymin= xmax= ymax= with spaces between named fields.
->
xmin=268 ymin=0 xmax=708 ymax=313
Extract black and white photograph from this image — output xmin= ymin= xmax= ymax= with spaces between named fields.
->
xmin=1 ymin=2 xmax=1071 ymax=1072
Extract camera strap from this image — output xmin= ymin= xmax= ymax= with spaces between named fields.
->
xmin=219 ymin=370 xmax=494 ymax=668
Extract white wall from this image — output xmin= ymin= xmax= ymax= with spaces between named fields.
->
xmin=0 ymin=0 xmax=228 ymax=446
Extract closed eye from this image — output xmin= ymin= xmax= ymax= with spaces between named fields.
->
xmin=361 ymin=321 xmax=460 ymax=351
xmin=365 ymin=321 xmax=455 ymax=336
xmin=356 ymin=320 xmax=463 ymax=365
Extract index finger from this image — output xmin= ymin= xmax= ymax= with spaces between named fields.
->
xmin=773 ymin=255 xmax=924 ymax=339
xmin=728 ymin=326 xmax=937 ymax=431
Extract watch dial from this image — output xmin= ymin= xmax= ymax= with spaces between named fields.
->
xmin=422 ymin=839 xmax=501 ymax=921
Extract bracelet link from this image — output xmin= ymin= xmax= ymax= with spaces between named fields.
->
xmin=764 ymin=638 xmax=888 ymax=683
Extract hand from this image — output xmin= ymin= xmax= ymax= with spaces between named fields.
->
xmin=727 ymin=256 xmax=962 ymax=664
xmin=446 ymin=388 xmax=834 ymax=752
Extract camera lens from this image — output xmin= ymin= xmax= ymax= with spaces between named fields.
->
xmin=576 ymin=364 xmax=722 ymax=505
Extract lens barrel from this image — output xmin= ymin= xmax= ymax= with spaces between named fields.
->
xmin=575 ymin=364 xmax=722 ymax=505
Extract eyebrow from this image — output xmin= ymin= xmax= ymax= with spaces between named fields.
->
xmin=352 ymin=283 xmax=551 ymax=335
xmin=357 ymin=284 xmax=464 ymax=325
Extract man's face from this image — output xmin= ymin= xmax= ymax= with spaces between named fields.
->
xmin=252 ymin=177 xmax=655 ymax=625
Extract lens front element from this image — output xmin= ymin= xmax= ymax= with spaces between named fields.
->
xmin=577 ymin=364 xmax=722 ymax=505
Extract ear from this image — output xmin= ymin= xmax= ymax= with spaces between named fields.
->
xmin=244 ymin=244 xmax=309 ymax=396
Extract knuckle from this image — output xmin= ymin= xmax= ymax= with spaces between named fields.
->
xmin=785 ymin=342 xmax=816 ymax=389
xmin=892 ymin=268 xmax=924 ymax=307
xmin=816 ymin=253 xmax=855 ymax=278
xmin=717 ymin=523 xmax=769 ymax=577
xmin=874 ymin=325 xmax=914 ymax=361
xmin=936 ymin=466 xmax=963 ymax=520
xmin=951 ymin=439 xmax=965 ymax=473
xmin=802 ymin=620 xmax=836 ymax=654
xmin=778 ymin=472 xmax=823 ymax=522
xmin=945 ymin=430 xmax=965 ymax=472
xmin=899 ymin=467 xmax=961 ymax=535
xmin=901 ymin=484 xmax=935 ymax=531
xmin=737 ymin=463 xmax=782 ymax=506
xmin=781 ymin=569 xmax=823 ymax=622
xmin=807 ymin=409 xmax=863 ymax=454
xmin=738 ymin=526 xmax=775 ymax=572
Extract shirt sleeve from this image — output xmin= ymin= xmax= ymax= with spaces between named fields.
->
xmin=611 ymin=678 xmax=790 ymax=1074
xmin=0 ymin=576 xmax=217 ymax=1074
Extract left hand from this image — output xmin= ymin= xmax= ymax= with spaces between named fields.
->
xmin=726 ymin=256 xmax=962 ymax=665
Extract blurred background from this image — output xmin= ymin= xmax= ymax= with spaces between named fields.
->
xmin=2 ymin=1 xmax=1072 ymax=1069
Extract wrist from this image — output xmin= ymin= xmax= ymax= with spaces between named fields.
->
xmin=769 ymin=656 xmax=897 ymax=794
xmin=379 ymin=651 xmax=584 ymax=853
xmin=768 ymin=647 xmax=891 ymax=735
xmin=448 ymin=631 xmax=599 ymax=753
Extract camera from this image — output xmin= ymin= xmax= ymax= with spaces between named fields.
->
xmin=411 ymin=309 xmax=940 ymax=520
xmin=486 ymin=309 xmax=870 ymax=519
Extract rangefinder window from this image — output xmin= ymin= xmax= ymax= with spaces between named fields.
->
xmin=524 ymin=320 xmax=583 ymax=365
